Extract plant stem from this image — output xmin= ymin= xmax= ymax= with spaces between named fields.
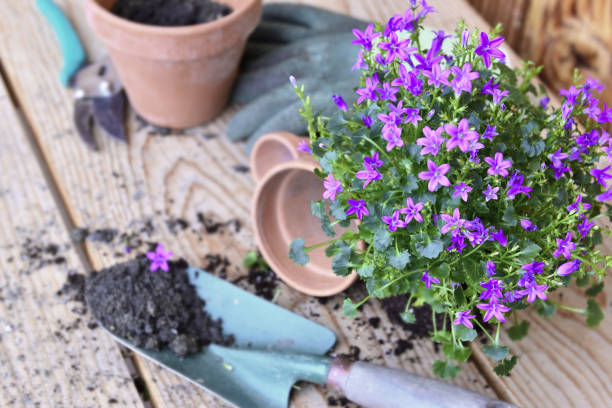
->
xmin=305 ymin=239 xmax=338 ymax=252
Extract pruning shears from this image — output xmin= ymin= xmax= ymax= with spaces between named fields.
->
xmin=35 ymin=0 xmax=126 ymax=150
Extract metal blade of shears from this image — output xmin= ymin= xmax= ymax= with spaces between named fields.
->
xmin=74 ymin=98 xmax=98 ymax=150
xmin=92 ymin=91 xmax=126 ymax=141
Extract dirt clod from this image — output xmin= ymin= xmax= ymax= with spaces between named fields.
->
xmin=112 ymin=0 xmax=232 ymax=27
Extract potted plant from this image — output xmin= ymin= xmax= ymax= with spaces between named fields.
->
xmin=289 ymin=1 xmax=611 ymax=377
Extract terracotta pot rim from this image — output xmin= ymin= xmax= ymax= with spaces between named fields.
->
xmin=85 ymin=0 xmax=259 ymax=37
xmin=251 ymin=159 xmax=358 ymax=297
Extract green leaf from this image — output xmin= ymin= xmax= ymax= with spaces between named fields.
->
xmin=321 ymin=214 xmax=336 ymax=237
xmin=454 ymin=324 xmax=477 ymax=342
xmin=482 ymin=344 xmax=509 ymax=361
xmin=243 ymin=250 xmax=259 ymax=268
xmin=357 ymin=263 xmax=374 ymax=278
xmin=390 ymin=251 xmax=411 ymax=270
xmin=416 ymin=238 xmax=444 ymax=259
xmin=329 ymin=199 xmax=347 ymax=221
xmin=585 ymin=282 xmax=604 ymax=297
xmin=431 ymin=330 xmax=452 ymax=343
xmin=310 ymin=200 xmax=325 ymax=218
xmin=507 ymin=320 xmax=529 ymax=341
xmin=432 ymin=360 xmax=461 ymax=379
xmin=515 ymin=241 xmax=542 ymax=263
xmin=521 ymin=136 xmax=545 ymax=158
xmin=576 ymin=273 xmax=590 ymax=287
xmin=493 ymin=355 xmax=518 ymax=376
xmin=373 ymin=228 xmax=392 ymax=250
xmin=443 ymin=343 xmax=472 ymax=363
xmin=289 ymin=238 xmax=310 ymax=266
xmin=400 ymin=309 xmax=416 ymax=324
xmin=535 ymin=300 xmax=557 ymax=318
xmin=586 ymin=299 xmax=604 ymax=328
xmin=502 ymin=206 xmax=517 ymax=226
xmin=320 ymin=151 xmax=338 ymax=173
xmin=332 ymin=242 xmax=352 ymax=276
xmin=402 ymin=174 xmax=419 ymax=193
xmin=342 ymin=298 xmax=358 ymax=318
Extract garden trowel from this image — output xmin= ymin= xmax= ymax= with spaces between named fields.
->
xmin=97 ymin=266 xmax=516 ymax=408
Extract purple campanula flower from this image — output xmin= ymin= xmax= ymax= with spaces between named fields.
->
xmin=486 ymin=261 xmax=496 ymax=277
xmin=518 ymin=281 xmax=548 ymax=303
xmin=362 ymin=115 xmax=373 ymax=128
xmin=322 ymin=174 xmax=343 ymax=201
xmin=576 ymin=129 xmax=600 ymax=148
xmin=418 ymin=0 xmax=435 ymax=19
xmin=507 ymin=171 xmax=532 ymax=199
xmin=448 ymin=233 xmax=467 ymax=253
xmin=468 ymin=139 xmax=485 ymax=162
xmin=356 ymin=163 xmax=382 ymax=188
xmin=384 ymin=13 xmax=405 ymax=37
xmin=332 ymin=94 xmax=348 ymax=111
xmin=378 ymin=102 xmax=406 ymax=128
xmin=375 ymin=54 xmax=387 ymax=66
xmin=297 ymin=140 xmax=312 ymax=154
xmin=560 ymin=85 xmax=581 ymax=105
xmin=364 ymin=152 xmax=383 ymax=169
xmin=453 ymin=309 xmax=476 ymax=329
xmin=596 ymin=188 xmax=612 ymax=202
xmin=452 ymin=182 xmax=472 ymax=202
xmin=561 ymin=102 xmax=573 ymax=122
xmin=430 ymin=29 xmax=451 ymax=56
xmin=418 ymin=159 xmax=451 ymax=192
xmin=567 ymin=194 xmax=591 ymax=214
xmin=439 ymin=208 xmax=465 ymax=235
xmin=351 ymin=50 xmax=368 ymax=71
xmin=146 ymin=244 xmax=173 ymax=272
xmin=577 ymin=218 xmax=595 ymax=239
xmin=489 ymin=227 xmax=507 ymax=246
xmin=356 ymin=73 xmax=380 ymax=104
xmin=289 ymin=75 xmax=297 ymax=86
xmin=483 ymin=184 xmax=499 ymax=201
xmin=477 ymin=298 xmax=510 ymax=322
xmin=568 ymin=146 xmax=587 ymax=162
xmin=557 ymin=259 xmax=581 ymax=276
xmin=413 ymin=51 xmax=443 ymax=71
xmin=481 ymin=124 xmax=498 ymax=141
xmin=444 ymin=118 xmax=479 ymax=152
xmin=548 ymin=148 xmax=568 ymax=167
xmin=421 ymin=269 xmax=440 ymax=289
xmin=416 ymin=126 xmax=445 ymax=156
xmin=427 ymin=109 xmax=436 ymax=119
xmin=584 ymin=98 xmax=602 ymax=121
xmin=346 ymin=199 xmax=369 ymax=220
xmin=540 ymin=96 xmax=550 ymax=108
xmin=400 ymin=197 xmax=425 ymax=224
xmin=378 ymin=82 xmax=399 ymax=102
xmin=461 ymin=29 xmax=471 ymax=47
xmin=405 ymin=108 xmax=422 ymax=126
xmin=598 ymin=103 xmax=612 ymax=123
xmin=549 ymin=161 xmax=571 ymax=179
xmin=520 ymin=219 xmax=538 ymax=232
xmin=584 ymin=75 xmax=605 ymax=93
xmin=352 ymin=23 xmax=380 ymax=51
xmin=383 ymin=125 xmax=404 ymax=152
xmin=480 ymin=278 xmax=503 ymax=300
xmin=553 ymin=232 xmax=575 ymax=259
xmin=518 ymin=271 xmax=535 ymax=287
xmin=449 ymin=62 xmax=480 ymax=96
xmin=482 ymin=77 xmax=499 ymax=95
xmin=382 ymin=210 xmax=405 ymax=232
xmin=422 ymin=63 xmax=450 ymax=88
xmin=590 ymin=165 xmax=612 ymax=186
xmin=378 ymin=32 xmax=414 ymax=64
xmin=522 ymin=261 xmax=545 ymax=275
xmin=504 ymin=290 xmax=523 ymax=303
xmin=491 ymin=89 xmax=509 ymax=105
xmin=464 ymin=218 xmax=489 ymax=246
xmin=474 ymin=32 xmax=505 ymax=68
xmin=484 ymin=152 xmax=512 ymax=177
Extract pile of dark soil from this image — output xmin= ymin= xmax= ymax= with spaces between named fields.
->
xmin=85 ymin=257 xmax=234 ymax=357
xmin=112 ymin=0 xmax=232 ymax=27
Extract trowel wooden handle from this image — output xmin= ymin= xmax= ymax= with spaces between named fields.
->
xmin=326 ymin=358 xmax=518 ymax=408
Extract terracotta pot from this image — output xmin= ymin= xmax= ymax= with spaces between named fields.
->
xmin=84 ymin=0 xmax=262 ymax=128
xmin=251 ymin=132 xmax=358 ymax=297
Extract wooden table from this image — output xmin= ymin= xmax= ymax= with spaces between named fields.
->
xmin=0 ymin=0 xmax=610 ymax=407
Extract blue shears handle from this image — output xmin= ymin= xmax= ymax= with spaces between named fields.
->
xmin=35 ymin=0 xmax=87 ymax=86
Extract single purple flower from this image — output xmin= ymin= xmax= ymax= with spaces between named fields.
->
xmin=323 ymin=174 xmax=343 ymax=201
xmin=477 ymin=298 xmax=510 ymax=322
xmin=577 ymin=218 xmax=595 ymax=239
xmin=297 ymin=140 xmax=312 ymax=154
xmin=430 ymin=29 xmax=452 ymax=56
xmin=364 ymin=152 xmax=383 ymax=169
xmin=418 ymin=159 xmax=451 ymax=192
xmin=378 ymin=32 xmax=414 ymax=64
xmin=452 ymin=182 xmax=472 ymax=202
xmin=567 ymin=194 xmax=591 ymax=214
xmin=474 ymin=32 xmax=505 ymax=68
xmin=444 ymin=118 xmax=479 ymax=152
xmin=422 ymin=63 xmax=450 ymax=88
xmin=464 ymin=218 xmax=489 ymax=246
xmin=489 ymin=228 xmax=507 ymax=246
xmin=449 ymin=62 xmax=480 ymax=95
xmin=351 ymin=50 xmax=368 ymax=71
xmin=484 ymin=152 xmax=512 ymax=177
xmin=384 ymin=13 xmax=405 ymax=37
xmin=518 ymin=271 xmax=535 ymax=287
xmin=557 ymin=259 xmax=581 ymax=276
xmin=416 ymin=126 xmax=445 ymax=156
xmin=448 ymin=233 xmax=467 ymax=253
xmin=356 ymin=73 xmax=380 ymax=104
xmin=596 ymin=188 xmax=612 ymax=202
xmin=584 ymin=75 xmax=605 ymax=93
xmin=362 ymin=115 xmax=373 ymax=128
xmin=481 ymin=124 xmax=498 ymax=141
xmin=561 ymin=102 xmax=573 ymax=122
xmin=483 ymin=184 xmax=499 ymax=201
xmin=461 ymin=29 xmax=471 ymax=47
xmin=352 ymin=23 xmax=380 ymax=51
xmin=491 ymin=89 xmax=509 ymax=105
xmin=356 ymin=163 xmax=382 ymax=188
xmin=598 ymin=103 xmax=612 ymax=123
xmin=412 ymin=51 xmax=443 ymax=71
xmin=590 ymin=165 xmax=612 ymax=187
xmin=383 ymin=125 xmax=404 ymax=152
xmin=549 ymin=161 xmax=572 ymax=180
xmin=146 ymin=244 xmax=173 ymax=272
xmin=382 ymin=210 xmax=405 ymax=232
xmin=346 ymin=200 xmax=369 ymax=220
xmin=332 ymin=94 xmax=348 ymax=111
xmin=486 ymin=261 xmax=496 ymax=277
xmin=439 ymin=208 xmax=465 ymax=235
xmin=560 ymin=85 xmax=581 ymax=105
xmin=553 ymin=232 xmax=575 ymax=259
xmin=468 ymin=139 xmax=485 ymax=162
xmin=507 ymin=171 xmax=532 ymax=199
xmin=400 ymin=197 xmax=425 ymax=223
xmin=522 ymin=261 xmax=545 ymax=275
xmin=584 ymin=98 xmax=602 ymax=121
xmin=540 ymin=96 xmax=550 ymax=108
xmin=427 ymin=109 xmax=435 ymax=119
xmin=480 ymin=278 xmax=504 ymax=300
xmin=548 ymin=148 xmax=568 ymax=167
xmin=518 ymin=281 xmax=548 ymax=303
xmin=504 ymin=290 xmax=523 ymax=303
xmin=453 ymin=309 xmax=476 ymax=329
xmin=378 ymin=82 xmax=399 ymax=102
xmin=289 ymin=75 xmax=297 ymax=86
xmin=481 ymin=77 xmax=499 ymax=95
xmin=417 ymin=0 xmax=435 ymax=19
xmin=421 ymin=269 xmax=440 ymax=289
xmin=520 ymin=219 xmax=538 ymax=232
xmin=405 ymin=108 xmax=422 ymax=126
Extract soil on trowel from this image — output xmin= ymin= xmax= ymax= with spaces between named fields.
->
xmin=85 ymin=256 xmax=234 ymax=357
xmin=112 ymin=0 xmax=232 ymax=27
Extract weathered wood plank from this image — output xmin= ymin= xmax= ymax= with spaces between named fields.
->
xmin=0 ymin=0 xmax=499 ymax=407
xmin=0 ymin=78 xmax=143 ymax=406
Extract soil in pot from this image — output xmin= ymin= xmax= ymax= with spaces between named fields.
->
xmin=85 ymin=256 xmax=234 ymax=357
xmin=111 ymin=0 xmax=232 ymax=26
